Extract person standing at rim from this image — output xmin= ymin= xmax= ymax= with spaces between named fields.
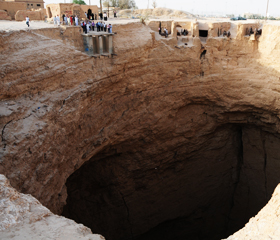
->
xmin=53 ymin=14 xmax=57 ymax=26
xmin=104 ymin=22 xmax=107 ymax=32
xmin=96 ymin=21 xmax=99 ymax=32
xmin=64 ymin=15 xmax=67 ymax=25
xmin=75 ymin=15 xmax=78 ymax=26
xmin=86 ymin=21 xmax=90 ymax=33
xmin=70 ymin=15 xmax=73 ymax=25
xmin=158 ymin=27 xmax=161 ymax=35
xmin=57 ymin=15 xmax=60 ymax=26
xmin=26 ymin=16 xmax=30 ymax=27
xmin=92 ymin=21 xmax=95 ymax=31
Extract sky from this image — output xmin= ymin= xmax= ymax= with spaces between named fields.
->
xmin=44 ymin=0 xmax=280 ymax=17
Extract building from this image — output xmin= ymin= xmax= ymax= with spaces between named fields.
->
xmin=0 ymin=0 xmax=44 ymax=20
xmin=4 ymin=0 xmax=44 ymax=10
xmin=46 ymin=3 xmax=98 ymax=21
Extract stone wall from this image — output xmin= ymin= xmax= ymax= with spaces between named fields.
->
xmin=46 ymin=3 xmax=90 ymax=22
xmin=236 ymin=22 xmax=260 ymax=40
xmin=15 ymin=8 xmax=45 ymax=21
xmin=0 ymin=1 xmax=25 ymax=19
xmin=208 ymin=22 xmax=231 ymax=37
xmin=171 ymin=20 xmax=193 ymax=37
xmin=0 ymin=9 xmax=11 ymax=20
xmin=147 ymin=20 xmax=172 ymax=34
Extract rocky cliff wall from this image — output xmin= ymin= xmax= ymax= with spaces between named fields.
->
xmin=1 ymin=22 xmax=280 ymax=240
xmin=0 ymin=174 xmax=104 ymax=240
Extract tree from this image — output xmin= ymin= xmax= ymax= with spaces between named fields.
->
xmin=103 ymin=0 xmax=118 ymax=7
xmin=110 ymin=0 xmax=118 ymax=7
xmin=152 ymin=0 xmax=157 ymax=8
xmin=73 ymin=0 xmax=86 ymax=5
xmin=117 ymin=0 xmax=136 ymax=9
xmin=103 ymin=0 xmax=109 ymax=7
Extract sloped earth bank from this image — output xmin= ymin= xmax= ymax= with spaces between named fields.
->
xmin=1 ymin=22 xmax=280 ymax=240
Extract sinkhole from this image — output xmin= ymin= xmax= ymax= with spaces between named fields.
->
xmin=62 ymin=124 xmax=280 ymax=240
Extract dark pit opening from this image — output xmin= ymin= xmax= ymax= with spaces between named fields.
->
xmin=62 ymin=124 xmax=280 ymax=240
xmin=199 ymin=30 xmax=208 ymax=37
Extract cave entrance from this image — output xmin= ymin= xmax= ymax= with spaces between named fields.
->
xmin=199 ymin=30 xmax=208 ymax=37
xmin=87 ymin=8 xmax=92 ymax=19
xmin=62 ymin=125 xmax=280 ymax=240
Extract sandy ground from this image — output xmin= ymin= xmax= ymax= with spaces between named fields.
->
xmin=0 ymin=20 xmax=57 ymax=32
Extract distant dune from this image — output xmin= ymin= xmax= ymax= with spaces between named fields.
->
xmin=117 ymin=7 xmax=196 ymax=19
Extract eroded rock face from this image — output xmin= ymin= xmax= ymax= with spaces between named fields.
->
xmin=0 ymin=174 xmax=104 ymax=240
xmin=225 ymin=183 xmax=280 ymax=240
xmin=1 ymin=22 xmax=280 ymax=240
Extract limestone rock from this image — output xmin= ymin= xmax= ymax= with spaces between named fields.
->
xmin=226 ymin=183 xmax=280 ymax=240
xmin=0 ymin=174 xmax=104 ymax=240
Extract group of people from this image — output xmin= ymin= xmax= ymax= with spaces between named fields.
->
xmin=53 ymin=15 xmax=79 ymax=26
xmin=223 ymin=30 xmax=231 ymax=38
xmin=159 ymin=27 xmax=169 ymax=38
xmin=52 ymin=11 xmax=114 ymax=33
xmin=81 ymin=21 xmax=113 ymax=34
xmin=177 ymin=29 xmax=189 ymax=36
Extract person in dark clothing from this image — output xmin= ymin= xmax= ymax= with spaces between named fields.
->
xmin=82 ymin=22 xmax=87 ymax=34
xmin=85 ymin=22 xmax=87 ymax=34
xmin=158 ymin=27 xmax=161 ymax=34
